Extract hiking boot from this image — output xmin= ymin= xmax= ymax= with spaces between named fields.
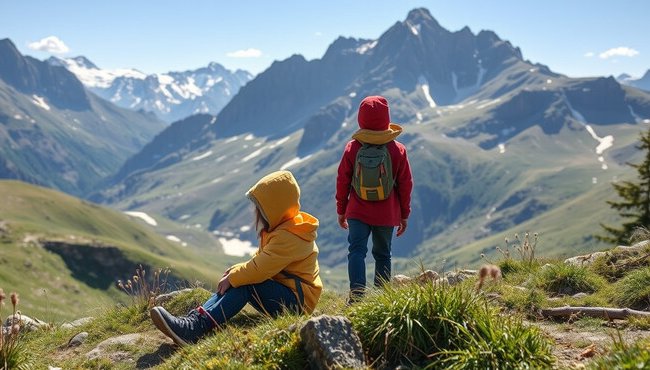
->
xmin=150 ymin=306 xmax=213 ymax=346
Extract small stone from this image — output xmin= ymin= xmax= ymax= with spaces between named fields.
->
xmin=67 ymin=332 xmax=88 ymax=347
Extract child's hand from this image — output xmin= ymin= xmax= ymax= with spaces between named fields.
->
xmin=337 ymin=214 xmax=348 ymax=229
xmin=218 ymin=274 xmax=231 ymax=295
xmin=396 ymin=219 xmax=408 ymax=237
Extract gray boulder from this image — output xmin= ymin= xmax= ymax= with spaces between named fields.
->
xmin=300 ymin=315 xmax=365 ymax=369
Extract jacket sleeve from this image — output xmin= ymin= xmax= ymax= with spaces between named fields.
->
xmin=396 ymin=146 xmax=413 ymax=220
xmin=335 ymin=141 xmax=355 ymax=215
xmin=227 ymin=231 xmax=302 ymax=287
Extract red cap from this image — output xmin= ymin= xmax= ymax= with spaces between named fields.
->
xmin=357 ymin=96 xmax=390 ymax=131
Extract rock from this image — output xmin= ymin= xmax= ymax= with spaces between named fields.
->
xmin=564 ymin=252 xmax=608 ymax=267
xmin=300 ymin=315 xmax=365 ymax=369
xmin=416 ymin=270 xmax=439 ymax=283
xmin=67 ymin=332 xmax=88 ymax=347
xmin=617 ymin=240 xmax=649 ymax=251
xmin=392 ymin=274 xmax=412 ymax=285
xmin=445 ymin=271 xmax=470 ymax=286
xmin=572 ymin=293 xmax=589 ymax=299
xmin=154 ymin=288 xmax=193 ymax=305
xmin=3 ymin=312 xmax=48 ymax=332
xmin=86 ymin=333 xmax=144 ymax=361
xmin=61 ymin=317 xmax=94 ymax=329
xmin=392 ymin=271 xmax=440 ymax=286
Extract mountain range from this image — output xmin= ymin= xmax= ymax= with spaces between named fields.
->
xmin=618 ymin=70 xmax=650 ymax=92
xmin=48 ymin=56 xmax=253 ymax=123
xmin=0 ymin=38 xmax=165 ymax=196
xmin=92 ymin=8 xmax=650 ymax=267
xmin=2 ymin=7 xmax=650 ymax=272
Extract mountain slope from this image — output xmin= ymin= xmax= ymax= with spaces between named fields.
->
xmin=49 ymin=56 xmax=253 ymax=123
xmin=96 ymin=8 xmax=650 ymax=268
xmin=0 ymin=180 xmax=237 ymax=321
xmin=0 ymin=38 xmax=166 ymax=196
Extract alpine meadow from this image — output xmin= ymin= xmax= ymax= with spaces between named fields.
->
xmin=1 ymin=5 xmax=650 ymax=369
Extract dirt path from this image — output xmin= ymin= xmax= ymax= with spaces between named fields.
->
xmin=533 ymin=320 xmax=650 ymax=369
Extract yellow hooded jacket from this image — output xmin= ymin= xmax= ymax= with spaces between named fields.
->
xmin=227 ymin=170 xmax=323 ymax=314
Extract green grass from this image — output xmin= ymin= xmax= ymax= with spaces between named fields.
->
xmin=0 ymin=181 xmax=234 ymax=321
xmin=347 ymin=282 xmax=554 ymax=369
xmin=610 ymin=267 xmax=650 ymax=310
xmin=588 ymin=335 xmax=650 ymax=369
xmin=534 ymin=262 xmax=606 ymax=296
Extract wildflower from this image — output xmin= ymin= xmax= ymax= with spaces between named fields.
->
xmin=10 ymin=292 xmax=18 ymax=307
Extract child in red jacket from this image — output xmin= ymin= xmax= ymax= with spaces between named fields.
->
xmin=335 ymin=95 xmax=413 ymax=302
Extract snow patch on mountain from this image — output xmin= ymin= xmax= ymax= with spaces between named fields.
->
xmin=566 ymin=96 xmax=614 ymax=170
xmin=356 ymin=40 xmax=378 ymax=54
xmin=452 ymin=64 xmax=486 ymax=102
xmin=476 ymin=99 xmax=501 ymax=110
xmin=281 ymin=155 xmax=312 ymax=170
xmin=418 ymin=76 xmax=437 ymax=108
xmin=125 ymin=211 xmax=158 ymax=226
xmin=55 ymin=57 xmax=146 ymax=88
xmin=218 ymin=237 xmax=257 ymax=257
xmin=192 ymin=150 xmax=213 ymax=161
xmin=407 ymin=22 xmax=421 ymax=36
xmin=31 ymin=95 xmax=50 ymax=111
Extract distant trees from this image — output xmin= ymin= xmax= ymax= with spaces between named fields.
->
xmin=599 ymin=127 xmax=650 ymax=245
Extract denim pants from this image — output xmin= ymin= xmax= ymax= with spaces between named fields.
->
xmin=202 ymin=279 xmax=300 ymax=326
xmin=347 ymin=218 xmax=394 ymax=297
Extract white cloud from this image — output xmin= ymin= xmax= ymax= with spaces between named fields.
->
xmin=226 ymin=48 xmax=262 ymax=58
xmin=584 ymin=52 xmax=595 ymax=58
xmin=28 ymin=36 xmax=70 ymax=54
xmin=315 ymin=32 xmax=323 ymax=37
xmin=599 ymin=46 xmax=639 ymax=59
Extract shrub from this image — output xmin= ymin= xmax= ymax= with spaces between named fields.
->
xmin=610 ymin=267 xmax=650 ymax=310
xmin=347 ymin=282 xmax=553 ymax=368
xmin=535 ymin=263 xmax=606 ymax=296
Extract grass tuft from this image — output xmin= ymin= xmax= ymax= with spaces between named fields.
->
xmin=535 ymin=263 xmax=606 ymax=296
xmin=610 ymin=267 xmax=650 ymax=310
xmin=587 ymin=334 xmax=650 ymax=369
xmin=347 ymin=281 xmax=553 ymax=368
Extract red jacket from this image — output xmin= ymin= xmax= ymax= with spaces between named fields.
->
xmin=336 ymin=139 xmax=413 ymax=226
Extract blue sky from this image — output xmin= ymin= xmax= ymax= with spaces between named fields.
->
xmin=2 ymin=0 xmax=648 ymax=78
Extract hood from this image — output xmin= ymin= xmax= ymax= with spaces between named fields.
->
xmin=352 ymin=123 xmax=403 ymax=145
xmin=246 ymin=170 xmax=302 ymax=230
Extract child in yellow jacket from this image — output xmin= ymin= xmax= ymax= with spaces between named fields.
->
xmin=151 ymin=170 xmax=322 ymax=346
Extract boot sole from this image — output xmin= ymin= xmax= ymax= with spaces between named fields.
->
xmin=150 ymin=307 xmax=188 ymax=347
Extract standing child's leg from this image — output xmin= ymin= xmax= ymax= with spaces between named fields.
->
xmin=347 ymin=219 xmax=371 ymax=300
xmin=371 ymin=225 xmax=394 ymax=287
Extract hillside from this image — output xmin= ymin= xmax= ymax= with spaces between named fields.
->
xmin=0 ymin=180 xmax=243 ymax=321
xmin=9 ymin=240 xmax=650 ymax=369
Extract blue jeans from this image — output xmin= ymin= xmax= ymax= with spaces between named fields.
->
xmin=347 ymin=218 xmax=394 ymax=298
xmin=202 ymin=279 xmax=300 ymax=326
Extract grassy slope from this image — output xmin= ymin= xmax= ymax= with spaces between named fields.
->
xmin=0 ymin=180 xmax=240 ymax=322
